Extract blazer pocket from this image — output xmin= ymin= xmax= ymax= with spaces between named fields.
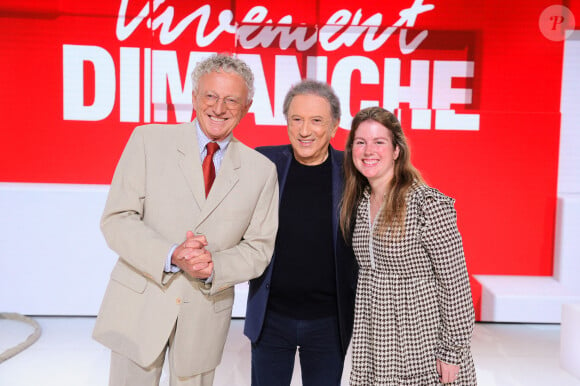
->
xmin=213 ymin=287 xmax=234 ymax=313
xmin=110 ymin=260 xmax=148 ymax=294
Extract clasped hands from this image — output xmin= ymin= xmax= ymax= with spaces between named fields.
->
xmin=171 ymin=231 xmax=213 ymax=279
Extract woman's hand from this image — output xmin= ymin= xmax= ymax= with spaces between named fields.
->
xmin=437 ymin=358 xmax=460 ymax=384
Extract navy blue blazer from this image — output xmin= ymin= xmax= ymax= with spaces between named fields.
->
xmin=244 ymin=144 xmax=358 ymax=355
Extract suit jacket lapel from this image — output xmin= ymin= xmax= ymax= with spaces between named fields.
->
xmin=329 ymin=146 xmax=342 ymax=249
xmin=177 ymin=122 xmax=205 ymax=210
xmin=275 ymin=145 xmax=293 ymax=201
xmin=197 ymin=137 xmax=241 ymax=224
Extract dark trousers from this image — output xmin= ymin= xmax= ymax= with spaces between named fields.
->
xmin=251 ymin=310 xmax=344 ymax=386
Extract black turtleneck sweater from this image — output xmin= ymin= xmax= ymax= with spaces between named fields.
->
xmin=268 ymin=154 xmax=336 ymax=319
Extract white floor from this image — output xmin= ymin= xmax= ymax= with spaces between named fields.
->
xmin=1 ymin=316 xmax=579 ymax=386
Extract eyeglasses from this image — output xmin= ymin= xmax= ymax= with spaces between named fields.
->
xmin=202 ymin=93 xmax=243 ymax=110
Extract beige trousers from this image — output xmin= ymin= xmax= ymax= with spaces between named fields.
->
xmin=109 ymin=350 xmax=216 ymax=386
xmin=108 ymin=324 xmax=216 ymax=386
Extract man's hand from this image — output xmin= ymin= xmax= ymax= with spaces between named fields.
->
xmin=171 ymin=231 xmax=213 ymax=279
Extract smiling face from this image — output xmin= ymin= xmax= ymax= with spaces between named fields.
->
xmin=192 ymin=70 xmax=252 ymax=141
xmin=286 ymin=94 xmax=339 ymax=165
xmin=352 ymin=119 xmax=400 ymax=187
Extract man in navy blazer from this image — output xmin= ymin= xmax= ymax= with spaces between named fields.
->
xmin=244 ymin=80 xmax=358 ymax=386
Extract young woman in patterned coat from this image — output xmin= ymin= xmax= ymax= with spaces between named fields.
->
xmin=339 ymin=107 xmax=477 ymax=385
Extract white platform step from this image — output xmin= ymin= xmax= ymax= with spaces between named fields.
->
xmin=475 ymin=275 xmax=580 ymax=323
xmin=475 ymin=195 xmax=580 ymax=323
xmin=561 ymin=302 xmax=580 ymax=379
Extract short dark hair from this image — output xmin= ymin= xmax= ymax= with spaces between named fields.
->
xmin=283 ymin=80 xmax=341 ymax=124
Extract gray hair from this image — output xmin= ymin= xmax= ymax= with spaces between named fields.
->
xmin=191 ymin=53 xmax=255 ymax=103
xmin=282 ymin=80 xmax=341 ymax=123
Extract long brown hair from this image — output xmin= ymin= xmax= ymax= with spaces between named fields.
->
xmin=340 ymin=107 xmax=423 ymax=240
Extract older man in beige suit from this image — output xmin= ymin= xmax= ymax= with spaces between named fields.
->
xmin=93 ymin=54 xmax=279 ymax=386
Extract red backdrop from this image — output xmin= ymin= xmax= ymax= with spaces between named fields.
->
xmin=2 ymin=0 xmax=578 ymax=318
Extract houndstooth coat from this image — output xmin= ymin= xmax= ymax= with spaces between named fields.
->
xmin=349 ymin=183 xmax=477 ymax=385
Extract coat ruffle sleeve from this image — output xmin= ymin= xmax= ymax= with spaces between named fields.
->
xmin=419 ymin=187 xmax=475 ymax=365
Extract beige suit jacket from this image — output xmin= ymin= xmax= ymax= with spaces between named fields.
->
xmin=92 ymin=121 xmax=278 ymax=376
